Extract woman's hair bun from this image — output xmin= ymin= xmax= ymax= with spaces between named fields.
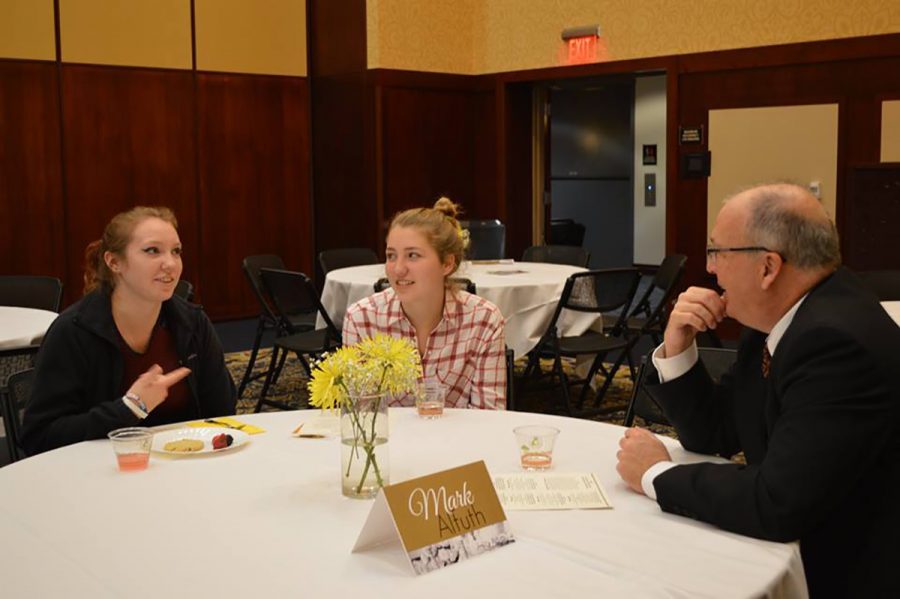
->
xmin=433 ymin=196 xmax=460 ymax=220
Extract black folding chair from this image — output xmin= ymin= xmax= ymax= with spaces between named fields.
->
xmin=550 ymin=219 xmax=586 ymax=247
xmin=237 ymin=255 xmax=316 ymax=399
xmin=524 ymin=268 xmax=641 ymax=416
xmin=256 ymin=268 xmax=342 ymax=412
xmin=522 ymin=245 xmax=591 ymax=268
xmin=624 ymin=348 xmax=737 ymax=427
xmin=318 ymin=248 xmax=379 ymax=276
xmin=0 ymin=276 xmax=63 ymax=312
xmin=460 ymin=220 xmax=505 ymax=260
xmin=374 ymin=277 xmax=477 ymax=295
xmin=623 ymin=254 xmax=687 ymax=345
xmin=173 ymin=279 xmax=194 ymax=302
xmin=1 ymin=367 xmax=33 ymax=462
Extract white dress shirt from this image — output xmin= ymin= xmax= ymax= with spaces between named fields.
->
xmin=640 ymin=295 xmax=808 ymax=499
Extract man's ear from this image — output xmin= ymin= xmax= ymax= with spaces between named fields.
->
xmin=760 ymin=252 xmax=784 ymax=290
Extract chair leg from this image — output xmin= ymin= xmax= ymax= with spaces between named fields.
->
xmin=593 ymin=351 xmax=630 ymax=409
xmin=237 ymin=316 xmax=267 ymax=398
xmin=267 ymin=345 xmax=290 ymax=390
xmin=293 ymin=352 xmax=312 ymax=376
xmin=254 ymin=345 xmax=281 ymax=413
xmin=553 ymin=354 xmax=573 ymax=416
xmin=577 ymin=353 xmax=607 ymax=409
xmin=523 ymin=350 xmax=541 ymax=379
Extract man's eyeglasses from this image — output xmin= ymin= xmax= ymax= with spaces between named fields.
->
xmin=705 ymin=246 xmax=785 ymax=264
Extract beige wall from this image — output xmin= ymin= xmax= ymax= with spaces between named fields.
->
xmin=59 ymin=0 xmax=192 ymax=69
xmin=368 ymin=0 xmax=900 ymax=74
xmin=708 ymin=104 xmax=839 ymax=234
xmin=195 ymin=0 xmax=307 ymax=76
xmin=882 ymin=100 xmax=900 ymax=162
xmin=0 ymin=0 xmax=56 ymax=60
xmin=4 ymin=1 xmax=306 ymax=75
xmin=367 ymin=0 xmax=479 ymax=73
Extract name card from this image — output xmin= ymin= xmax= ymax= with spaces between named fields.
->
xmin=353 ymin=461 xmax=514 ymax=575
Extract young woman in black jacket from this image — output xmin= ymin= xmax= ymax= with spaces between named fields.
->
xmin=21 ymin=207 xmax=235 ymax=455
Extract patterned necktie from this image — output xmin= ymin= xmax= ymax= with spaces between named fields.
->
xmin=762 ymin=344 xmax=772 ymax=378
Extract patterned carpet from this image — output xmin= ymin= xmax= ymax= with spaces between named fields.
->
xmin=226 ymin=348 xmax=676 ymax=436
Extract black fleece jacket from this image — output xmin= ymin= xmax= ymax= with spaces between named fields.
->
xmin=21 ymin=290 xmax=235 ymax=455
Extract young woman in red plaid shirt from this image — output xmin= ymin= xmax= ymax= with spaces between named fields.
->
xmin=343 ymin=198 xmax=507 ymax=409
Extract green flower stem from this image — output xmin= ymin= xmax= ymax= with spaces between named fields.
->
xmin=356 ymin=395 xmax=384 ymax=492
xmin=345 ymin=394 xmax=385 ymax=494
xmin=354 ymin=396 xmax=384 ymax=493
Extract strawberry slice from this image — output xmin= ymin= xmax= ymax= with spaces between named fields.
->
xmin=212 ymin=433 xmax=234 ymax=450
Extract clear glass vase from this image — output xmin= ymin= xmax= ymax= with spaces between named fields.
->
xmin=341 ymin=393 xmax=389 ymax=499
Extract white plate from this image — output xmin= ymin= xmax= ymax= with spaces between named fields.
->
xmin=151 ymin=427 xmax=250 ymax=455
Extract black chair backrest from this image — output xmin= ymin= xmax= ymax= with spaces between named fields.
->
xmin=522 ymin=245 xmax=590 ymax=268
xmin=857 ymin=270 xmax=900 ymax=301
xmin=549 ymin=268 xmax=641 ymax=335
xmin=1 ymin=367 xmax=34 ymax=462
xmin=375 ymin=277 xmax=477 ymax=295
xmin=242 ymin=254 xmax=287 ymax=321
xmin=628 ymin=254 xmax=687 ymax=323
xmin=318 ymin=248 xmax=379 ymax=276
xmin=624 ymin=347 xmax=736 ymax=426
xmin=0 ymin=276 xmax=63 ymax=312
xmin=550 ymin=219 xmax=586 ymax=247
xmin=460 ymin=220 xmax=505 ymax=260
xmin=260 ymin=268 xmax=341 ymax=338
xmin=173 ymin=279 xmax=194 ymax=302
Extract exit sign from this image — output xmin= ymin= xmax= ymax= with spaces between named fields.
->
xmin=567 ymin=36 xmax=597 ymax=64
xmin=559 ymin=33 xmax=608 ymax=66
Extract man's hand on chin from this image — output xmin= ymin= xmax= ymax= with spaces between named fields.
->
xmin=616 ymin=427 xmax=671 ymax=495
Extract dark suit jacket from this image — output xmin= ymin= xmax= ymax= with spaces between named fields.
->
xmin=647 ymin=268 xmax=900 ymax=598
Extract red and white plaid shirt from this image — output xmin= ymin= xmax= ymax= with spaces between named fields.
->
xmin=343 ymin=289 xmax=506 ymax=409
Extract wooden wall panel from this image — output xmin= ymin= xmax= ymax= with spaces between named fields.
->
xmin=60 ymin=65 xmax=198 ymax=306
xmin=0 ymin=60 xmax=65 ymax=278
xmin=309 ymin=0 xmax=377 ymax=279
xmin=197 ymin=73 xmax=312 ymax=319
xmin=502 ymin=81 xmax=535 ymax=263
xmin=378 ymin=73 xmax=498 ymax=227
xmin=382 ymin=87 xmax=475 ymax=214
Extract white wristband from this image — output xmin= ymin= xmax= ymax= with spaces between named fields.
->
xmin=122 ymin=395 xmax=148 ymax=419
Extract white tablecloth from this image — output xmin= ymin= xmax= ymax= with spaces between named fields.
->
xmin=0 ymin=306 xmax=57 ymax=350
xmin=881 ymin=301 xmax=900 ymax=326
xmin=0 ymin=410 xmax=806 ymax=598
xmin=320 ymin=262 xmax=602 ymax=357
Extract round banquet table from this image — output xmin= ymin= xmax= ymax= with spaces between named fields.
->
xmin=320 ymin=262 xmax=602 ymax=357
xmin=0 ymin=409 xmax=806 ymax=598
xmin=0 ymin=306 xmax=58 ymax=350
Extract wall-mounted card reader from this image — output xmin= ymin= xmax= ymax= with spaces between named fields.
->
xmin=644 ymin=173 xmax=656 ymax=207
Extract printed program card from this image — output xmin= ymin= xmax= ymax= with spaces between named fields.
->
xmin=492 ymin=472 xmax=613 ymax=510
xmin=353 ymin=461 xmax=515 ymax=576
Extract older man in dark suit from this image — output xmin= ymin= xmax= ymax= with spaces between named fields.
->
xmin=616 ymin=183 xmax=900 ymax=597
